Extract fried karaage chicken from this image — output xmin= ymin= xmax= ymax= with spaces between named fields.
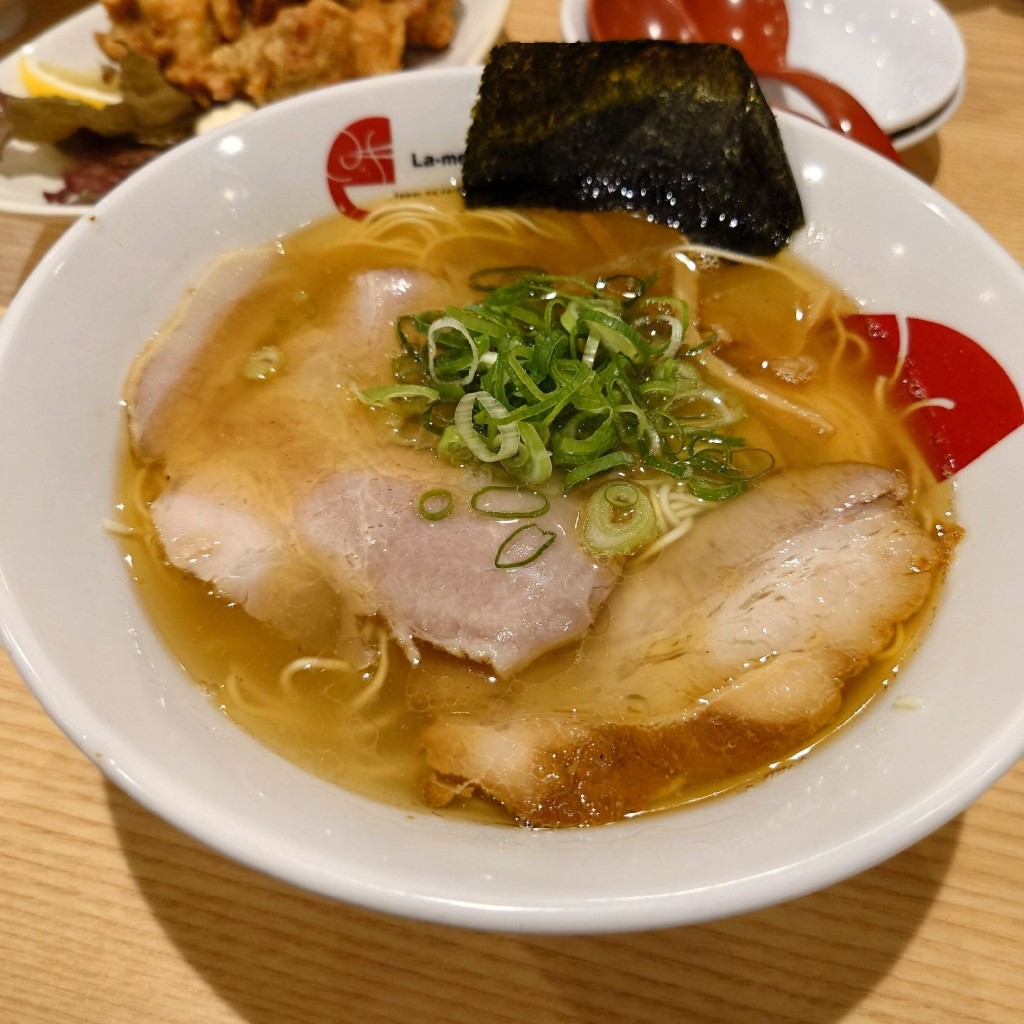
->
xmin=98 ymin=0 xmax=457 ymax=105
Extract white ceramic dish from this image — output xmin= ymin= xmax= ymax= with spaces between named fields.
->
xmin=560 ymin=0 xmax=966 ymax=147
xmin=0 ymin=0 xmax=510 ymax=217
xmin=889 ymin=73 xmax=965 ymax=151
xmin=0 ymin=66 xmax=1022 ymax=935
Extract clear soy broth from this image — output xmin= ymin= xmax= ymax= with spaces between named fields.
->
xmin=117 ymin=195 xmax=953 ymax=824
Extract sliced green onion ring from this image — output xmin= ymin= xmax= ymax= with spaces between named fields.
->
xmin=418 ymin=489 xmax=454 ymax=521
xmin=581 ymin=480 xmax=658 ymax=558
xmin=603 ymin=481 xmax=640 ymax=509
xmin=453 ymin=391 xmax=520 ymax=463
xmin=632 ymin=313 xmax=685 ymax=359
xmin=242 ymin=345 xmax=284 ymax=381
xmin=563 ymin=451 xmax=636 ymax=490
xmin=495 ymin=523 xmax=557 ymax=568
xmin=687 ymin=475 xmax=747 ymax=501
xmin=578 ymin=306 xmax=649 ymax=364
xmin=471 ymin=485 xmax=550 ymax=518
xmin=356 ymin=383 xmax=441 ymax=410
xmin=428 ymin=316 xmax=482 ymax=385
xmin=730 ymin=446 xmax=776 ymax=478
xmin=551 ymin=411 xmax=618 ymax=464
xmin=503 ymin=420 xmax=553 ymax=486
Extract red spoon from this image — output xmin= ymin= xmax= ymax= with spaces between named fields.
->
xmin=587 ymin=0 xmax=902 ymax=163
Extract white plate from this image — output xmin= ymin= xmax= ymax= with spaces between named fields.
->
xmin=890 ymin=72 xmax=965 ymax=151
xmin=0 ymin=0 xmax=510 ymax=217
xmin=765 ymin=56 xmax=965 ymax=154
xmin=0 ymin=66 xmax=1021 ymax=934
xmin=561 ymin=0 xmax=965 ymax=141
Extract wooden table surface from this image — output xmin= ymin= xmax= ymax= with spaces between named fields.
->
xmin=1 ymin=2 xmax=1022 ymax=1021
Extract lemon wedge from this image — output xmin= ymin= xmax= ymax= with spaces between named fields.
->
xmin=19 ymin=53 xmax=120 ymax=109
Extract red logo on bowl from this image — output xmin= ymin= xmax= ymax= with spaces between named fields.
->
xmin=844 ymin=314 xmax=1024 ymax=479
xmin=326 ymin=116 xmax=395 ymax=219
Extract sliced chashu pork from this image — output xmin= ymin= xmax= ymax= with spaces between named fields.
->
xmin=293 ymin=471 xmax=617 ymax=675
xmin=152 ymin=465 xmax=615 ymax=675
xmin=151 ymin=460 xmax=340 ymax=642
xmin=126 ymin=259 xmax=467 ymax=465
xmin=128 ymin=256 xmax=615 ymax=670
xmin=422 ymin=462 xmax=948 ymax=826
xmin=122 ymin=263 xmax=453 ymax=625
xmin=127 ymin=248 xmax=278 ymax=462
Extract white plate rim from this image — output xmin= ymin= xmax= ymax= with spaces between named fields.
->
xmin=0 ymin=0 xmax=511 ymax=218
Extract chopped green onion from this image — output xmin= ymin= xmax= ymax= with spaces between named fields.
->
xmin=356 ymin=383 xmax=440 ymax=411
xmin=581 ymin=481 xmax=658 ymax=557
xmin=551 ymin=410 xmax=618 ymax=464
xmin=242 ymin=345 xmax=284 ymax=381
xmin=577 ymin=306 xmax=649 ymax=364
xmin=471 ymin=486 xmax=550 ymax=518
xmin=436 ymin=424 xmax=476 ymax=465
xmin=730 ymin=446 xmax=777 ymax=477
xmin=503 ymin=420 xmax=552 ymax=486
xmin=686 ymin=475 xmax=747 ymax=501
xmin=427 ymin=317 xmax=483 ymax=385
xmin=612 ymin=403 xmax=648 ymax=444
xmin=418 ymin=488 xmax=454 ymax=521
xmin=603 ymin=481 xmax=640 ymax=509
xmin=452 ymin=391 xmax=520 ymax=463
xmin=563 ymin=451 xmax=636 ymax=490
xmin=367 ymin=267 xmax=770 ymax=499
xmin=632 ymin=313 xmax=685 ymax=359
xmin=494 ymin=524 xmax=557 ymax=568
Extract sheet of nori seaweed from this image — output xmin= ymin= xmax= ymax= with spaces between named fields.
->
xmin=461 ymin=41 xmax=804 ymax=255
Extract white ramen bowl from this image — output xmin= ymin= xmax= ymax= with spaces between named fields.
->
xmin=0 ymin=66 xmax=1022 ymax=935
